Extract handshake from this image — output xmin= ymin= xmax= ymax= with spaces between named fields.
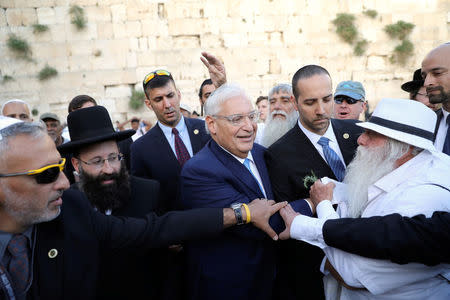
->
xmin=245 ymin=179 xmax=335 ymax=241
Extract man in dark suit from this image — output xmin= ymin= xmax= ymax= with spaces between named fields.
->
xmin=58 ymin=105 xmax=162 ymax=299
xmin=181 ymin=83 xmax=312 ymax=300
xmin=265 ymin=65 xmax=363 ymax=299
xmin=0 ymin=119 xmax=286 ymax=300
xmin=421 ymin=43 xmax=450 ymax=155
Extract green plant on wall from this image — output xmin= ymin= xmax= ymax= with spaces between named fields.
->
xmin=69 ymin=5 xmax=87 ymax=30
xmin=384 ymin=21 xmax=415 ymax=40
xmin=7 ymin=34 xmax=32 ymax=60
xmin=363 ymin=9 xmax=378 ymax=19
xmin=32 ymin=108 xmax=39 ymax=116
xmin=354 ymin=39 xmax=368 ymax=56
xmin=38 ymin=65 xmax=58 ymax=81
xmin=129 ymin=90 xmax=146 ymax=110
xmin=2 ymin=75 xmax=14 ymax=83
xmin=332 ymin=13 xmax=357 ymax=44
xmin=32 ymin=24 xmax=49 ymax=34
xmin=384 ymin=20 xmax=415 ymax=65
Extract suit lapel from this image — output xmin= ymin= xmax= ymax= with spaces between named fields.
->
xmin=251 ymin=146 xmax=274 ymax=199
xmin=434 ymin=109 xmax=443 ymax=141
xmin=185 ymin=118 xmax=203 ymax=154
xmin=294 ymin=124 xmax=331 ymax=171
xmin=332 ymin=119 xmax=356 ymax=165
xmin=209 ymin=140 xmax=265 ymax=198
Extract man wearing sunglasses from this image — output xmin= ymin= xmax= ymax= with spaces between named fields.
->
xmin=0 ymin=117 xmax=285 ymax=300
xmin=333 ymin=80 xmax=367 ymax=121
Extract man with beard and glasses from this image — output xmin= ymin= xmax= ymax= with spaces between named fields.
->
xmin=265 ymin=65 xmax=363 ymax=300
xmin=421 ymin=43 xmax=450 ymax=155
xmin=58 ymin=105 xmax=161 ymax=300
xmin=255 ymin=84 xmax=299 ymax=147
xmin=280 ymin=98 xmax=450 ymax=299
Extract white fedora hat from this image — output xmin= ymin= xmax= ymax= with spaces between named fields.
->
xmin=357 ymin=98 xmax=437 ymax=152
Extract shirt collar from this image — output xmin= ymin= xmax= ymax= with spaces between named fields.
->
xmin=158 ymin=115 xmax=186 ymax=136
xmin=297 ymin=119 xmax=336 ymax=145
xmin=442 ymin=108 xmax=449 ymax=122
xmin=218 ymin=144 xmax=254 ymax=164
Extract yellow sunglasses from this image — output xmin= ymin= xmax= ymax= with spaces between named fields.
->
xmin=0 ymin=158 xmax=66 ymax=184
xmin=143 ymin=69 xmax=171 ymax=86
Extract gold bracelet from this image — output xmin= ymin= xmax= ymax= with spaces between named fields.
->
xmin=242 ymin=203 xmax=251 ymax=224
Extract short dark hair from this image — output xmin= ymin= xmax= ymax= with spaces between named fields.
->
xmin=143 ymin=74 xmax=176 ymax=99
xmin=198 ymin=79 xmax=213 ymax=98
xmin=255 ymin=96 xmax=268 ymax=105
xmin=131 ymin=118 xmax=139 ymax=123
xmin=291 ymin=65 xmax=330 ymax=100
xmin=68 ymin=95 xmax=97 ymax=113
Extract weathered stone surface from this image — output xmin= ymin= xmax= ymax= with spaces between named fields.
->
xmin=126 ymin=21 xmax=142 ymax=38
xmin=97 ymin=22 xmax=114 ymax=39
xmin=6 ymin=9 xmax=23 ymax=26
xmin=36 ymin=7 xmax=55 ymax=25
xmin=111 ymin=4 xmax=127 ymax=23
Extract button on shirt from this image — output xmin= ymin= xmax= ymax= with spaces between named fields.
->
xmin=297 ymin=120 xmax=346 ymax=167
xmin=434 ymin=109 xmax=449 ymax=152
xmin=158 ymin=116 xmax=194 ymax=158
xmin=290 ymin=150 xmax=450 ymax=299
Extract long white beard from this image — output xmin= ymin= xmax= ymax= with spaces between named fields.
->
xmin=344 ymin=139 xmax=411 ymax=218
xmin=261 ymin=109 xmax=298 ymax=147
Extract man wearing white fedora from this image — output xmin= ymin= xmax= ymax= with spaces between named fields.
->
xmin=279 ymin=98 xmax=450 ymax=299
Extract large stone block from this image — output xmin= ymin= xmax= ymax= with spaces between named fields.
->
xmin=203 ymin=1 xmax=228 ymax=18
xmin=111 ymin=4 xmax=127 ymax=23
xmin=21 ymin=8 xmax=38 ymax=25
xmin=10 ymin=0 xmax=56 ymax=8
xmin=129 ymin=37 xmax=139 ymax=51
xmin=97 ymin=22 xmax=114 ymax=39
xmin=67 ymin=40 xmax=92 ymax=56
xmin=138 ymin=37 xmax=148 ymax=51
xmin=153 ymin=35 xmax=173 ymax=51
xmin=5 ymin=9 xmax=22 ymax=26
xmin=65 ymin=22 xmax=98 ymax=41
xmin=168 ymin=18 xmax=207 ymax=36
xmin=54 ymin=6 xmax=70 ymax=24
xmin=33 ymin=43 xmax=68 ymax=59
xmin=127 ymin=51 xmax=137 ymax=68
xmin=126 ymin=21 xmax=142 ymax=38
xmin=141 ymin=19 xmax=169 ymax=37
xmin=68 ymin=55 xmax=91 ymax=72
xmin=173 ymin=35 xmax=200 ymax=49
xmin=113 ymin=22 xmax=127 ymax=38
xmin=50 ymin=24 xmax=67 ymax=42
xmin=165 ymin=1 xmax=203 ymax=18
xmin=90 ymin=39 xmax=129 ymax=70
xmin=223 ymin=32 xmax=248 ymax=48
xmin=85 ymin=6 xmax=111 ymax=23
xmin=137 ymin=52 xmax=157 ymax=67
xmin=0 ymin=9 xmax=6 ymax=26
xmin=126 ymin=4 xmax=158 ymax=21
xmin=105 ymin=85 xmax=132 ymax=99
xmin=37 ymin=7 xmax=55 ymax=25
xmin=200 ymin=33 xmax=223 ymax=48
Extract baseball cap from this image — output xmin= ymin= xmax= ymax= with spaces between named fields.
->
xmin=334 ymin=81 xmax=365 ymax=101
xmin=40 ymin=112 xmax=60 ymax=122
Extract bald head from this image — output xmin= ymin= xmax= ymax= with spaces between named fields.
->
xmin=1 ymin=100 xmax=32 ymax=122
xmin=421 ymin=43 xmax=450 ymax=108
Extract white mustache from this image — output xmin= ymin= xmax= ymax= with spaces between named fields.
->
xmin=270 ymin=110 xmax=287 ymax=117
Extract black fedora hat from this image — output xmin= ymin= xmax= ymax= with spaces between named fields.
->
xmin=401 ymin=69 xmax=424 ymax=93
xmin=58 ymin=106 xmax=135 ymax=153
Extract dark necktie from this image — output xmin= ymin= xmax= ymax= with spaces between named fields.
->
xmin=317 ymin=137 xmax=346 ymax=181
xmin=172 ymin=127 xmax=191 ymax=166
xmin=442 ymin=115 xmax=450 ymax=155
xmin=7 ymin=234 xmax=30 ymax=293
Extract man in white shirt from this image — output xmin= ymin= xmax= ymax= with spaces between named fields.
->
xmin=281 ymin=98 xmax=450 ymax=299
xmin=421 ymin=42 xmax=450 ymax=155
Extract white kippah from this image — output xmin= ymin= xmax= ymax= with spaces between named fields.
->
xmin=0 ymin=116 xmax=23 ymax=141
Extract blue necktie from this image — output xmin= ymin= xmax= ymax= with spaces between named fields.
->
xmin=243 ymin=158 xmax=265 ymax=196
xmin=442 ymin=115 xmax=450 ymax=155
xmin=317 ymin=137 xmax=346 ymax=181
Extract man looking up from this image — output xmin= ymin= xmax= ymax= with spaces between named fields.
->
xmin=1 ymin=99 xmax=32 ymax=122
xmin=333 ymin=80 xmax=367 ymax=120
xmin=421 ymin=42 xmax=450 ymax=155
xmin=265 ymin=65 xmax=362 ymax=299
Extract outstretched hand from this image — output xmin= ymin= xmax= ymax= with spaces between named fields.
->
xmin=247 ymin=199 xmax=287 ymax=240
xmin=200 ymin=52 xmax=227 ymax=88
xmin=279 ymin=204 xmax=300 ymax=240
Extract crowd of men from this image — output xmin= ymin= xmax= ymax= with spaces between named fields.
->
xmin=0 ymin=42 xmax=449 ymax=300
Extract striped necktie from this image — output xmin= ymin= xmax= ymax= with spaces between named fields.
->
xmin=317 ymin=137 xmax=346 ymax=181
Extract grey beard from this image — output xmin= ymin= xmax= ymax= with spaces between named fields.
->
xmin=344 ymin=139 xmax=411 ymax=218
xmin=261 ymin=109 xmax=298 ymax=147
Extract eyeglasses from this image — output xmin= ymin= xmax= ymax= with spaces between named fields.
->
xmin=143 ymin=70 xmax=171 ymax=86
xmin=334 ymin=97 xmax=364 ymax=105
xmin=0 ymin=158 xmax=66 ymax=184
xmin=213 ymin=111 xmax=260 ymax=126
xmin=77 ymin=153 xmax=123 ymax=168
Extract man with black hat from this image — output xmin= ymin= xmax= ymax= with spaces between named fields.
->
xmin=58 ymin=105 xmax=162 ymax=299
xmin=401 ymin=68 xmax=440 ymax=111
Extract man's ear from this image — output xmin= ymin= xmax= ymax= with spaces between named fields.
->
xmin=144 ymin=99 xmax=153 ymax=110
xmin=71 ymin=156 xmax=80 ymax=173
xmin=290 ymin=95 xmax=299 ymax=111
xmin=205 ymin=116 xmax=216 ymax=135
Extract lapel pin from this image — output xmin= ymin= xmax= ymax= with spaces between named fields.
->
xmin=343 ymin=133 xmax=349 ymax=139
xmin=48 ymin=248 xmax=58 ymax=259
xmin=193 ymin=129 xmax=199 ymax=135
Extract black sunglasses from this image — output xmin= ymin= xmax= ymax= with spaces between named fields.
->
xmin=334 ymin=97 xmax=363 ymax=105
xmin=0 ymin=158 xmax=66 ymax=184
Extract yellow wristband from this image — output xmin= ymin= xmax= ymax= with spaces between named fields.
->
xmin=242 ymin=203 xmax=251 ymax=224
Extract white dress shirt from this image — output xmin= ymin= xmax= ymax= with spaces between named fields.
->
xmin=219 ymin=146 xmax=267 ymax=198
xmin=298 ymin=120 xmax=346 ymax=167
xmin=158 ymin=116 xmax=194 ymax=158
xmin=434 ymin=108 xmax=449 ymax=152
xmin=290 ymin=150 xmax=450 ymax=299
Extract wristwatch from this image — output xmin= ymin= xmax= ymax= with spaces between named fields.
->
xmin=231 ymin=202 xmax=244 ymax=225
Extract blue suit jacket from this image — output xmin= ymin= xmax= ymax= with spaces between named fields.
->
xmin=130 ymin=117 xmax=210 ymax=212
xmin=181 ymin=139 xmax=311 ymax=300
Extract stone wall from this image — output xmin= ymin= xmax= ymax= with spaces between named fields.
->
xmin=1 ymin=0 xmax=449 ymax=125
